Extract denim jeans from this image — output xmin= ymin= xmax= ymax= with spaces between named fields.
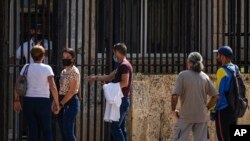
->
xmin=57 ymin=95 xmax=80 ymax=141
xmin=111 ymin=97 xmax=130 ymax=141
xmin=23 ymin=97 xmax=53 ymax=141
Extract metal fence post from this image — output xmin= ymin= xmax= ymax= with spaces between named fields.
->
xmin=103 ymin=0 xmax=114 ymax=140
xmin=0 ymin=0 xmax=9 ymax=140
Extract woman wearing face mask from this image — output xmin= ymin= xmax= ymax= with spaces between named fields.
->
xmin=53 ymin=48 xmax=80 ymax=141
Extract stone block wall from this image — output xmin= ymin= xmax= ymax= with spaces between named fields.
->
xmin=128 ymin=74 xmax=250 ymax=141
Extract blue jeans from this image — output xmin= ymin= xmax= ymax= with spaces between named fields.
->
xmin=111 ymin=97 xmax=130 ymax=141
xmin=23 ymin=97 xmax=53 ymax=141
xmin=57 ymin=95 xmax=80 ymax=141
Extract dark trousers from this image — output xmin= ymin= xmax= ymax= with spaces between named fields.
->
xmin=23 ymin=97 xmax=52 ymax=141
xmin=111 ymin=97 xmax=130 ymax=141
xmin=215 ymin=107 xmax=237 ymax=141
xmin=57 ymin=95 xmax=80 ymax=141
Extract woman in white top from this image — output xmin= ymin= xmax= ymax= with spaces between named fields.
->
xmin=14 ymin=45 xmax=59 ymax=141
xmin=53 ymin=48 xmax=80 ymax=141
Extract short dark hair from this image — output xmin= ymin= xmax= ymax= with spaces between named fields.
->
xmin=31 ymin=45 xmax=45 ymax=61
xmin=113 ymin=43 xmax=127 ymax=56
xmin=62 ymin=48 xmax=76 ymax=58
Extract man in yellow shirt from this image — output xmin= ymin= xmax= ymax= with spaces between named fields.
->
xmin=213 ymin=46 xmax=239 ymax=141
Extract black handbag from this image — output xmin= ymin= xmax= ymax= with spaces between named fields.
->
xmin=15 ymin=64 xmax=30 ymax=96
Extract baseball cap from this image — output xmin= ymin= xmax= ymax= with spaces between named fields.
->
xmin=213 ymin=46 xmax=233 ymax=58
xmin=31 ymin=23 xmax=42 ymax=30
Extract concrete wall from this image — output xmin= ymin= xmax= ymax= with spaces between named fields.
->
xmin=128 ymin=74 xmax=250 ymax=141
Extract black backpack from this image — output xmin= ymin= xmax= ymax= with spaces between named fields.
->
xmin=224 ymin=66 xmax=249 ymax=118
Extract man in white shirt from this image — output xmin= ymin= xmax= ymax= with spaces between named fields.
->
xmin=12 ymin=24 xmax=52 ymax=64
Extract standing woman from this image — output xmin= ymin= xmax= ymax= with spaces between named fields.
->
xmin=14 ymin=45 xmax=59 ymax=141
xmin=56 ymin=48 xmax=80 ymax=141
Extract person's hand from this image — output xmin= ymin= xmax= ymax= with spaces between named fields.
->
xmin=14 ymin=101 xmax=22 ymax=112
xmin=85 ymin=76 xmax=96 ymax=83
xmin=51 ymin=101 xmax=60 ymax=115
xmin=172 ymin=109 xmax=179 ymax=118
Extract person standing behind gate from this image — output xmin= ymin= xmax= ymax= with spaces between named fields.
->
xmin=10 ymin=23 xmax=53 ymax=64
xmin=171 ymin=52 xmax=219 ymax=141
xmin=52 ymin=48 xmax=80 ymax=141
xmin=86 ymin=43 xmax=133 ymax=141
xmin=13 ymin=45 xmax=60 ymax=141
xmin=213 ymin=46 xmax=238 ymax=141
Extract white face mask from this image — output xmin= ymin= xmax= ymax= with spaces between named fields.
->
xmin=113 ymin=55 xmax=118 ymax=63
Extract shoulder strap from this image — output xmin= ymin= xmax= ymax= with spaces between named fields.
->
xmin=23 ymin=64 xmax=30 ymax=76
xmin=223 ymin=64 xmax=239 ymax=77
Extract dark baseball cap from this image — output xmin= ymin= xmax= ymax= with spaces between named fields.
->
xmin=213 ymin=46 xmax=233 ymax=58
xmin=31 ymin=23 xmax=42 ymax=30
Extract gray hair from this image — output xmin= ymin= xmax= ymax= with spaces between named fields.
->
xmin=188 ymin=52 xmax=204 ymax=72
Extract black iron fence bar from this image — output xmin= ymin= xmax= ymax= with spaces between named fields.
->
xmin=74 ymin=0 xmax=79 ymax=139
xmin=222 ymin=0 xmax=226 ymax=44
xmin=80 ymin=0 xmax=85 ymax=140
xmin=68 ymin=0 xmax=72 ymax=48
xmin=244 ymin=0 xmax=249 ymax=73
xmin=165 ymin=0 xmax=169 ymax=73
xmin=97 ymin=0 xmax=105 ymax=139
xmin=178 ymin=0 xmax=181 ymax=73
xmin=153 ymin=1 xmax=157 ymax=73
xmin=47 ymin=0 xmax=52 ymax=64
xmin=129 ymin=0 xmax=133 ymax=71
xmin=159 ymin=0 xmax=163 ymax=73
xmin=231 ymin=0 xmax=236 ymax=62
xmin=75 ymin=0 xmax=79 ymax=63
xmin=6 ymin=0 xmax=11 ymax=139
xmin=157 ymin=0 xmax=160 ymax=73
xmin=200 ymin=0 xmax=203 ymax=55
xmin=205 ymin=0 xmax=208 ymax=73
xmin=11 ymin=1 xmax=18 ymax=140
xmin=170 ymin=0 xmax=174 ymax=73
xmin=87 ymin=0 xmax=93 ymax=140
xmin=210 ymin=0 xmax=214 ymax=73
xmin=236 ymin=0 xmax=241 ymax=65
xmin=195 ymin=0 xmax=199 ymax=51
xmin=94 ymin=0 xmax=98 ymax=139
xmin=182 ymin=0 xmax=187 ymax=72
xmin=147 ymin=0 xmax=151 ymax=73
xmin=216 ymin=0 xmax=220 ymax=51
xmin=142 ymin=0 xmax=145 ymax=73
xmin=139 ymin=0 xmax=141 ymax=72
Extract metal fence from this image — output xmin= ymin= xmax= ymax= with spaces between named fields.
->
xmin=118 ymin=0 xmax=250 ymax=74
xmin=1 ymin=0 xmax=250 ymax=141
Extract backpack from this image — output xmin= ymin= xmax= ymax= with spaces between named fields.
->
xmin=15 ymin=64 xmax=29 ymax=96
xmin=224 ymin=65 xmax=249 ymax=118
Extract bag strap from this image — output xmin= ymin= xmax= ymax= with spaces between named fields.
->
xmin=23 ymin=64 xmax=30 ymax=77
xmin=223 ymin=64 xmax=239 ymax=77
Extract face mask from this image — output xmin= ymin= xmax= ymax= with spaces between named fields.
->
xmin=62 ymin=59 xmax=72 ymax=66
xmin=36 ymin=34 xmax=44 ymax=42
xmin=113 ymin=55 xmax=118 ymax=63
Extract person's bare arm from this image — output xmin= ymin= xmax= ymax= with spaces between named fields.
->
xmin=207 ymin=95 xmax=219 ymax=110
xmin=120 ymin=73 xmax=129 ymax=88
xmin=86 ymin=70 xmax=116 ymax=83
xmin=48 ymin=76 xmax=59 ymax=114
xmin=171 ymin=94 xmax=179 ymax=118
xmin=171 ymin=94 xmax=179 ymax=111
xmin=13 ymin=76 xmax=22 ymax=112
